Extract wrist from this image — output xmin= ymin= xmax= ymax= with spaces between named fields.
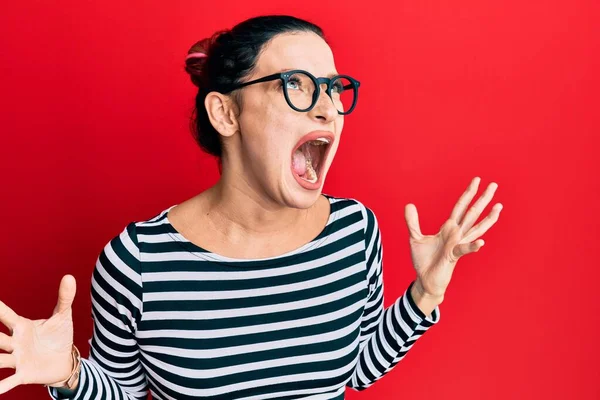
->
xmin=413 ymin=278 xmax=445 ymax=301
xmin=46 ymin=345 xmax=81 ymax=390
xmin=410 ymin=280 xmax=443 ymax=317
xmin=55 ymin=376 xmax=79 ymax=395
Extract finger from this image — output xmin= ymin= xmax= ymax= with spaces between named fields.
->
xmin=449 ymin=177 xmax=481 ymax=223
xmin=0 ymin=373 xmax=22 ymax=395
xmin=460 ymin=182 xmax=499 ymax=233
xmin=0 ymin=353 xmax=15 ymax=369
xmin=0 ymin=332 xmax=13 ymax=353
xmin=0 ymin=301 xmax=19 ymax=332
xmin=404 ymin=203 xmax=423 ymax=239
xmin=53 ymin=274 xmax=77 ymax=316
xmin=452 ymin=239 xmax=485 ymax=260
xmin=461 ymin=203 xmax=503 ymax=244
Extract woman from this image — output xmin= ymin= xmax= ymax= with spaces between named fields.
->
xmin=0 ymin=15 xmax=502 ymax=399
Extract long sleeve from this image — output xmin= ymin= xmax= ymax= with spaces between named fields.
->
xmin=346 ymin=206 xmax=441 ymax=391
xmin=48 ymin=222 xmax=149 ymax=399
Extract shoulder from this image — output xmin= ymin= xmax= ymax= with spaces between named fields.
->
xmin=122 ymin=204 xmax=177 ymax=249
xmin=101 ymin=205 xmax=174 ymax=268
xmin=324 ymin=193 xmax=378 ymax=234
xmin=101 ymin=221 xmax=140 ymax=266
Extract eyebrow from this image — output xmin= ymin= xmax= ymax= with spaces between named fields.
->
xmin=277 ymin=68 xmax=339 ymax=78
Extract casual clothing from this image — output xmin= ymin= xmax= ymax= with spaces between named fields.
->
xmin=49 ymin=194 xmax=440 ymax=400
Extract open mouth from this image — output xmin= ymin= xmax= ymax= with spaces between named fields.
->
xmin=291 ymin=132 xmax=334 ymax=187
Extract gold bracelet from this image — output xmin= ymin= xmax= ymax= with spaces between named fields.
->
xmin=45 ymin=345 xmax=81 ymax=390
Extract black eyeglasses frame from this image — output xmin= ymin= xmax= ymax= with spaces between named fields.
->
xmin=219 ymin=69 xmax=361 ymax=115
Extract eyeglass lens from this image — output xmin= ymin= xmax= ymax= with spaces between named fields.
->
xmin=285 ymin=72 xmax=355 ymax=114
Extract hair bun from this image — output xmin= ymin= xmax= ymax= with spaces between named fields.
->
xmin=185 ymin=38 xmax=212 ymax=88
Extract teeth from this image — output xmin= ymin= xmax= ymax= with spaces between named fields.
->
xmin=304 ymin=158 xmax=318 ymax=183
xmin=295 ymin=138 xmax=328 ymax=184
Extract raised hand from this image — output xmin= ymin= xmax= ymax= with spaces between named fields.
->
xmin=0 ymin=275 xmax=77 ymax=394
xmin=405 ymin=177 xmax=503 ymax=300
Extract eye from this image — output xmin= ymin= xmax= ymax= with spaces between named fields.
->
xmin=286 ymin=76 xmax=302 ymax=90
xmin=332 ymin=80 xmax=345 ymax=94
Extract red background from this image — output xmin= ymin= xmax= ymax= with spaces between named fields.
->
xmin=1 ymin=0 xmax=599 ymax=399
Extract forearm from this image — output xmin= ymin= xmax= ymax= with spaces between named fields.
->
xmin=347 ymin=281 xmax=441 ymax=390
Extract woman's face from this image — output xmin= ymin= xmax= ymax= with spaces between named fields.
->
xmin=224 ymin=31 xmax=344 ymax=210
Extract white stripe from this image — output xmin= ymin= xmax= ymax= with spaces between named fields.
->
xmin=90 ymin=306 xmax=136 ymax=348
xmin=119 ymin=228 xmax=141 ymax=262
xmin=141 ymin=334 xmax=359 ymax=379
xmin=361 ymin=340 xmax=381 ymax=380
xmin=91 ymin=274 xmax=139 ymax=337
xmin=394 ymin=298 xmax=416 ymax=337
xmin=379 ymin=309 xmax=397 ymax=358
xmin=104 ymin=240 xmax=143 ymax=290
xmin=143 ymin=206 xmax=174 ymax=224
xmin=286 ymin=386 xmax=346 ymax=400
xmin=401 ymin=292 xmax=424 ymax=324
xmin=80 ymin=361 xmax=93 ymax=400
xmin=145 ymin=262 xmax=364 ymax=301
xmin=142 ymin=281 xmax=365 ymax=321
xmin=91 ymin=333 xmax=138 ymax=370
xmin=136 ymin=298 xmax=366 ymax=339
xmin=142 ymin=240 xmax=363 ymax=281
xmin=140 ymin=351 xmax=357 ymax=397
xmin=140 ymin=316 xmax=361 ymax=359
xmin=87 ymin=361 xmax=106 ymax=399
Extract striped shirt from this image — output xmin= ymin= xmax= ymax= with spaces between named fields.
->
xmin=48 ymin=194 xmax=440 ymax=400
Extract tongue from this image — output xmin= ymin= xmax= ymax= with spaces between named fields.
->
xmin=292 ymin=149 xmax=307 ymax=176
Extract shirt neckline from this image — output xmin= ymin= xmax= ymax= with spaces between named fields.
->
xmin=163 ymin=194 xmax=338 ymax=265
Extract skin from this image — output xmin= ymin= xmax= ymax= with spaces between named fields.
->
xmin=0 ymin=31 xmax=503 ymax=394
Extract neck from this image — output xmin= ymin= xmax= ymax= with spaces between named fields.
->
xmin=202 ymin=172 xmax=312 ymax=240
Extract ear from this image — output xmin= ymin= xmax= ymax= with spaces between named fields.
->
xmin=205 ymin=92 xmax=240 ymax=138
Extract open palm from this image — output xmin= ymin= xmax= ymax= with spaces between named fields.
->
xmin=405 ymin=177 xmax=503 ymax=298
xmin=0 ymin=275 xmax=76 ymax=394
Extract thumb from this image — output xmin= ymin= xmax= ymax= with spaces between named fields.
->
xmin=404 ymin=203 xmax=423 ymax=239
xmin=52 ymin=274 xmax=77 ymax=316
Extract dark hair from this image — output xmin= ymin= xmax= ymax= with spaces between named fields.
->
xmin=184 ymin=15 xmax=326 ymax=159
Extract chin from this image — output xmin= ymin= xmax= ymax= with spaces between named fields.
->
xmin=281 ymin=170 xmax=329 ymax=210
xmin=292 ymin=189 xmax=323 ymax=209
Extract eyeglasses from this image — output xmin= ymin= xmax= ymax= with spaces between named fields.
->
xmin=220 ymin=69 xmax=361 ymax=115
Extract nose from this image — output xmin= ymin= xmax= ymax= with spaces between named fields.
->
xmin=308 ymin=83 xmax=339 ymax=122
